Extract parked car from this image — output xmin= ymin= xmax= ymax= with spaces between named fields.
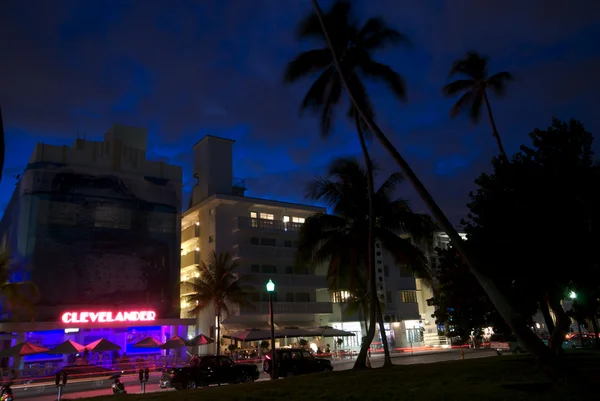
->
xmin=159 ymin=355 xmax=259 ymax=389
xmin=489 ymin=334 xmax=522 ymax=354
xmin=263 ymin=348 xmax=333 ymax=378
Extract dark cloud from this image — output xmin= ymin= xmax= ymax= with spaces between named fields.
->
xmin=1 ymin=0 xmax=599 ymax=223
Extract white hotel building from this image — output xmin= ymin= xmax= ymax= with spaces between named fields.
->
xmin=180 ymin=135 xmax=444 ymax=352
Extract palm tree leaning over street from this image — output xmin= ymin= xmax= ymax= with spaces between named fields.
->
xmin=0 ymin=251 xmax=39 ymax=321
xmin=297 ymin=158 xmax=435 ymax=367
xmin=442 ymin=51 xmax=513 ymax=162
xmin=183 ymin=251 xmax=248 ymax=356
xmin=309 ymin=0 xmax=556 ymax=373
xmin=285 ymin=0 xmax=409 ymax=369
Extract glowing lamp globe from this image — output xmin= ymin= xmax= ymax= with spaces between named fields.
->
xmin=266 ymin=279 xmax=275 ymax=292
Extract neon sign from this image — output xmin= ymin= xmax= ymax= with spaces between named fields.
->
xmin=61 ymin=310 xmax=157 ymax=324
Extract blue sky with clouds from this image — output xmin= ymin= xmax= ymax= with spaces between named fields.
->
xmin=1 ymin=0 xmax=599 ymax=224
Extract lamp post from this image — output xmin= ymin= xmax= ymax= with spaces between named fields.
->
xmin=266 ymin=279 xmax=276 ymax=379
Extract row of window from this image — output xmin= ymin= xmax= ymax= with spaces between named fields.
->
xmin=250 ymin=264 xmax=311 ymax=275
xmin=331 ymin=290 xmax=418 ymax=304
xmin=247 ymin=292 xmax=311 ymax=303
xmin=249 ymin=237 xmax=298 ymax=247
xmin=249 ymin=212 xmax=305 ymax=224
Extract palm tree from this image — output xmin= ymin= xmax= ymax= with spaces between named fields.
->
xmin=309 ymin=0 xmax=555 ymax=370
xmin=297 ymin=158 xmax=435 ymax=366
xmin=285 ymin=0 xmax=409 ymax=369
xmin=183 ymin=251 xmax=248 ymax=356
xmin=442 ymin=51 xmax=513 ymax=162
xmin=0 ymin=251 xmax=39 ymax=320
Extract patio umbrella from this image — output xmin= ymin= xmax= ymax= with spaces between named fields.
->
xmin=133 ymin=337 xmax=163 ymax=348
xmin=223 ymin=328 xmax=273 ymax=342
xmin=49 ymin=339 xmax=85 ymax=354
xmin=160 ymin=335 xmax=187 ymax=349
xmin=85 ymin=338 xmax=121 ymax=352
xmin=0 ymin=342 xmax=50 ymax=357
xmin=276 ymin=327 xmax=315 ymax=338
xmin=186 ymin=334 xmax=214 ymax=346
xmin=309 ymin=326 xmax=356 ymax=337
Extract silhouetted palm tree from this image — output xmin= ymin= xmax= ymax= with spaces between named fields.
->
xmin=309 ymin=0 xmax=554 ymax=367
xmin=442 ymin=51 xmax=513 ymax=161
xmin=183 ymin=251 xmax=247 ymax=356
xmin=0 ymin=251 xmax=39 ymax=320
xmin=286 ymin=0 xmax=409 ymax=369
xmin=297 ymin=158 xmax=434 ymax=365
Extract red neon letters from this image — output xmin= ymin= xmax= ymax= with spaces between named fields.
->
xmin=61 ymin=311 xmax=157 ymax=324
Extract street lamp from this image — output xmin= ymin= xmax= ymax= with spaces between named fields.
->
xmin=569 ymin=291 xmax=577 ymax=299
xmin=266 ymin=279 xmax=277 ymax=379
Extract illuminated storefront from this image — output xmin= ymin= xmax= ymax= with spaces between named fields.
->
xmin=0 ymin=308 xmax=195 ymax=367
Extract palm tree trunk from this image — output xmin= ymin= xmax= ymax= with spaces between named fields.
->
xmin=355 ymin=117 xmax=393 ymax=368
xmin=547 ymin=294 xmax=571 ymax=354
xmin=482 ymin=91 xmax=509 ymax=162
xmin=590 ymin=315 xmax=599 ymax=349
xmin=216 ymin=305 xmax=221 ymax=356
xmin=539 ymin=298 xmax=555 ymax=334
xmin=353 ymin=116 xmax=378 ymax=370
xmin=0 ymin=105 xmax=5 ymax=186
xmin=375 ymin=300 xmax=393 ymax=366
xmin=311 ymin=0 xmax=556 ymax=375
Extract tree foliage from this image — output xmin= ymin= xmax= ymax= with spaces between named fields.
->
xmin=428 ymin=247 xmax=509 ymax=342
xmin=462 ymin=118 xmax=600 ymax=351
xmin=0 ymin=251 xmax=39 ymax=321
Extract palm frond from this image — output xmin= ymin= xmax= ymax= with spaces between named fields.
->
xmin=449 ymin=51 xmax=488 ymax=79
xmin=376 ymin=229 xmax=431 ymax=283
xmin=300 ymin=66 xmax=337 ymax=113
xmin=320 ymin=74 xmax=343 ymax=136
xmin=486 ymin=71 xmax=513 ymax=96
xmin=184 ymin=251 xmax=247 ymax=319
xmin=283 ymin=49 xmax=333 ymax=83
xmin=469 ymin=89 xmax=484 ymax=122
xmin=356 ymin=17 xmax=409 ymax=50
xmin=375 ymin=172 xmax=404 ymax=199
xmin=358 ymin=60 xmax=406 ymax=101
xmin=449 ymin=91 xmax=474 ymax=118
xmin=442 ymin=79 xmax=475 ymax=97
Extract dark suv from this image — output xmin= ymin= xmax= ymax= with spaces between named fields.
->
xmin=160 ymin=355 xmax=259 ymax=389
xmin=263 ymin=348 xmax=333 ymax=378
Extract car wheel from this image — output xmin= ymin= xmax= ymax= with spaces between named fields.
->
xmin=186 ymin=381 xmax=197 ymax=389
xmin=238 ymin=373 xmax=248 ymax=383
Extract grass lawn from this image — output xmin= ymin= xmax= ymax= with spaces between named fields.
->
xmin=83 ymin=351 xmax=599 ymax=401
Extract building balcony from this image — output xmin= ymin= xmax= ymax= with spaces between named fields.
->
xmin=239 ymin=301 xmax=333 ymax=315
xmin=181 ymin=252 xmax=199 ymax=269
xmin=242 ymin=273 xmax=327 ymax=289
xmin=181 ymin=224 xmax=200 ymax=243
xmin=236 ymin=217 xmax=303 ymax=233
xmin=232 ymin=244 xmax=296 ymax=260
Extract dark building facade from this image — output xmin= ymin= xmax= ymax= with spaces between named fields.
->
xmin=0 ymin=125 xmax=182 ymax=322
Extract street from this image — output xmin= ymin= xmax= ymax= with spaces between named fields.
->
xmin=18 ymin=349 xmax=496 ymax=401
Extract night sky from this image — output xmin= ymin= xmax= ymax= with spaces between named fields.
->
xmin=2 ymin=0 xmax=599 ymax=224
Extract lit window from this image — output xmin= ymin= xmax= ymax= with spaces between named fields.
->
xmin=401 ymin=291 xmax=418 ymax=303
xmin=250 ymin=211 xmax=258 ymax=218
xmin=283 ymin=216 xmax=290 ymax=223
xmin=260 ymin=213 xmax=274 ymax=220
xmin=292 ymin=217 xmax=305 ymax=224
xmin=331 ymin=291 xmax=351 ymax=303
